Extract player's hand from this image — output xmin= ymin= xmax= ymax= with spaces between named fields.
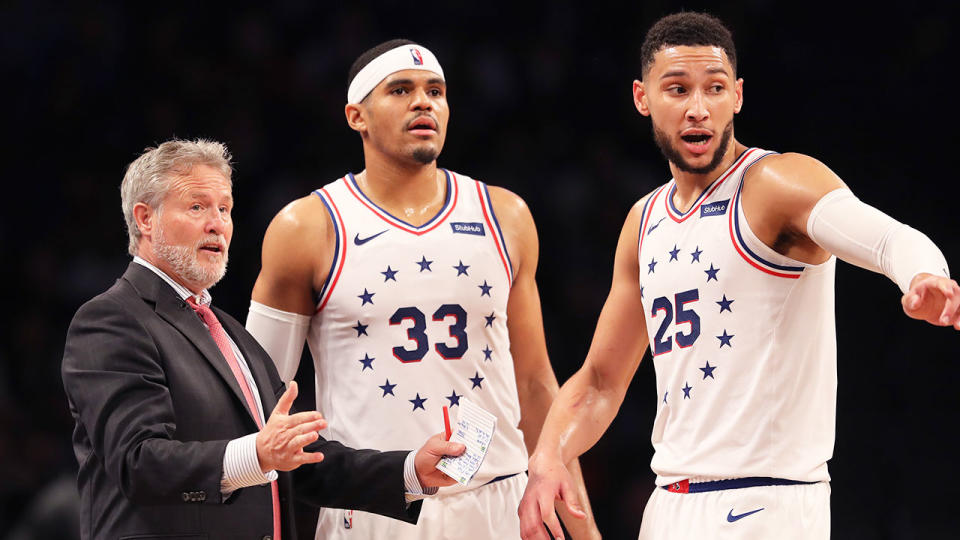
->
xmin=902 ymin=273 xmax=960 ymax=330
xmin=256 ymin=381 xmax=328 ymax=472
xmin=519 ymin=452 xmax=587 ymax=540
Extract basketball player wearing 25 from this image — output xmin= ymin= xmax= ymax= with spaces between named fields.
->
xmin=245 ymin=40 xmax=600 ymax=539
xmin=518 ymin=12 xmax=960 ymax=540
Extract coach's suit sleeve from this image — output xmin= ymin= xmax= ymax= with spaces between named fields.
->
xmin=62 ymin=296 xmax=230 ymax=505
xmin=224 ymin=316 xmax=422 ymax=523
xmin=292 ymin=439 xmax=421 ymax=523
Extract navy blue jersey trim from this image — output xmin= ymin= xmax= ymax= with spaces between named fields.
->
xmin=347 ymin=169 xmax=453 ymax=230
xmin=661 ymin=477 xmax=818 ymax=493
xmin=481 ymin=182 xmax=514 ymax=281
xmin=666 ymin=147 xmax=751 ymax=217
xmin=312 ymin=189 xmax=341 ymax=305
xmin=732 ymin=152 xmax=805 ymax=273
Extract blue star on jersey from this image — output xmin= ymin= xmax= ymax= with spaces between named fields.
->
xmin=717 ymin=330 xmax=734 ymax=348
xmin=717 ymin=295 xmax=734 ymax=313
xmin=470 ymin=371 xmax=484 ymax=389
xmin=416 ymin=256 xmax=433 ymax=272
xmin=381 ymin=266 xmax=398 ymax=282
xmin=648 ymin=258 xmax=658 ymax=274
xmin=409 ymin=393 xmax=427 ymax=411
xmin=691 ymin=246 xmax=703 ymax=263
xmin=669 ymin=245 xmax=680 ymax=261
xmin=358 ymin=288 xmax=375 ymax=305
xmin=705 ymin=263 xmax=720 ymax=282
xmin=682 ymin=382 xmax=692 ymax=399
xmin=485 ymin=312 xmax=496 ymax=327
xmin=379 ymin=379 xmax=396 ymax=396
xmin=663 ymin=391 xmax=668 ymax=404
xmin=359 ymin=353 xmax=374 ymax=371
xmin=446 ymin=390 xmax=461 ymax=406
xmin=478 ymin=280 xmax=492 ymax=297
xmin=482 ymin=345 xmax=493 ymax=361
xmin=453 ymin=260 xmax=470 ymax=276
xmin=352 ymin=321 xmax=368 ymax=337
xmin=357 ymin=353 xmax=376 ymax=371
xmin=700 ymin=361 xmax=716 ymax=379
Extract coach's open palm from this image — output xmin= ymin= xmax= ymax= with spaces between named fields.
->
xmin=256 ymin=381 xmax=328 ymax=472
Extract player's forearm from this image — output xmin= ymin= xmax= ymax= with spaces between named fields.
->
xmin=533 ymin=365 xmax=624 ymax=465
xmin=517 ymin=367 xmax=560 ymax=456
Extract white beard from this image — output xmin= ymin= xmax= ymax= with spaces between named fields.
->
xmin=154 ymin=227 xmax=228 ymax=290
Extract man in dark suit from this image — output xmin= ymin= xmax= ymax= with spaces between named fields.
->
xmin=61 ymin=138 xmax=464 ymax=540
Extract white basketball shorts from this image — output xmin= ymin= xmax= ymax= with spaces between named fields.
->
xmin=638 ymin=480 xmax=830 ymax=539
xmin=315 ymin=473 xmax=527 ymax=540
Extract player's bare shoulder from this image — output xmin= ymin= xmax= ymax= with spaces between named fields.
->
xmin=486 ymin=184 xmax=534 ymax=228
xmin=743 ymin=152 xmax=847 ymax=205
xmin=258 ymin=192 xmax=337 ymax=292
xmin=623 ymin=190 xmax=656 ymax=238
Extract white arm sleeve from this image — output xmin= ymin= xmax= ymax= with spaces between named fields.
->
xmin=806 ymin=188 xmax=950 ymax=293
xmin=245 ymin=300 xmax=311 ymax=381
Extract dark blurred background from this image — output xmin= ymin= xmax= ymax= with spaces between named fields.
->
xmin=2 ymin=1 xmax=957 ymax=538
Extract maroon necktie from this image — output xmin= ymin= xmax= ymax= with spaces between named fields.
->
xmin=187 ymin=297 xmax=281 ymax=540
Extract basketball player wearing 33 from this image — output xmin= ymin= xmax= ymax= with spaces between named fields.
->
xmin=245 ymin=40 xmax=600 ymax=539
xmin=518 ymin=12 xmax=960 ymax=540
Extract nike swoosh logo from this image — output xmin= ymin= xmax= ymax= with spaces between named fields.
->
xmin=648 ymin=217 xmax=666 ymax=234
xmin=727 ymin=508 xmax=764 ymax=522
xmin=354 ymin=230 xmax=388 ymax=246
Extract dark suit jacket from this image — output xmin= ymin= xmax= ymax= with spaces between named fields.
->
xmin=62 ymin=262 xmax=420 ymax=539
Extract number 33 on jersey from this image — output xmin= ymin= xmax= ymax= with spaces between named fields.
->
xmin=304 ymin=169 xmax=529 ymax=486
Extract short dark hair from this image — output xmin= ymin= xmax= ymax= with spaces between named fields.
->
xmin=639 ymin=12 xmax=736 ymax=78
xmin=347 ymin=38 xmax=419 ymax=90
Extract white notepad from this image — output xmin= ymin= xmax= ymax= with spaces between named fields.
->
xmin=435 ymin=397 xmax=497 ymax=486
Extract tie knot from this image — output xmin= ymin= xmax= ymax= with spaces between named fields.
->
xmin=185 ymin=296 xmax=218 ymax=327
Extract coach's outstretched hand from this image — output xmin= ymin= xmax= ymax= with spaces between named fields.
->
xmin=256 ymin=381 xmax=328 ymax=473
xmin=519 ymin=452 xmax=587 ymax=540
xmin=903 ymin=273 xmax=960 ymax=330
xmin=413 ymin=433 xmax=466 ymax=488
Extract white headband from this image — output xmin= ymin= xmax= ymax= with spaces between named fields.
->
xmin=347 ymin=44 xmax=445 ymax=104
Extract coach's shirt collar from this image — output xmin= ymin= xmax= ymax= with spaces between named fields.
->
xmin=132 ymin=256 xmax=213 ymax=306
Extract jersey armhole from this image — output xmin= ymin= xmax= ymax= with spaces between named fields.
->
xmin=475 ymin=181 xmax=516 ymax=285
xmin=312 ymin=188 xmax=348 ymax=310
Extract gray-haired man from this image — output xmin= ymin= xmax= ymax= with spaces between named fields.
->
xmin=62 ymin=138 xmax=464 ymax=540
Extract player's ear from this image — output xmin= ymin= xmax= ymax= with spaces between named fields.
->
xmin=733 ymin=78 xmax=744 ymax=114
xmin=345 ymin=103 xmax=367 ymax=134
xmin=633 ymin=80 xmax=651 ymax=116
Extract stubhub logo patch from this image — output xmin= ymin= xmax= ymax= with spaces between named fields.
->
xmin=451 ymin=222 xmax=485 ymax=236
xmin=701 ymin=199 xmax=729 ymax=218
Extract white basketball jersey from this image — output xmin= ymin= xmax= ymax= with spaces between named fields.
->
xmin=307 ymin=170 xmax=528 ymax=493
xmin=637 ymin=148 xmax=837 ymax=485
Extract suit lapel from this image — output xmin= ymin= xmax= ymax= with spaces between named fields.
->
xmin=122 ymin=263 xmax=257 ymax=427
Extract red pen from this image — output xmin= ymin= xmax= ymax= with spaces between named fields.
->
xmin=442 ymin=405 xmax=452 ymax=441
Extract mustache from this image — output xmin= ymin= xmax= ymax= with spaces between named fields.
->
xmin=405 ymin=113 xmax=439 ymax=130
xmin=196 ymin=236 xmax=227 ymax=249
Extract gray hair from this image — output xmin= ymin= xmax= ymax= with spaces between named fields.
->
xmin=120 ymin=138 xmax=233 ymax=256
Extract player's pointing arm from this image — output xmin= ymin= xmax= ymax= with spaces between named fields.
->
xmin=745 ymin=152 xmax=959 ymax=330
